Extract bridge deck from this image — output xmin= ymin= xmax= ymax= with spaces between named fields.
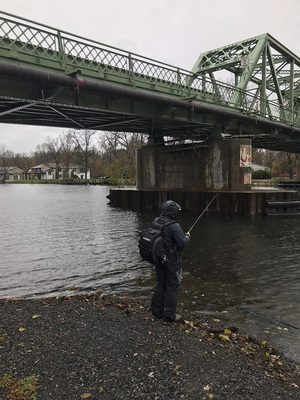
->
xmin=0 ymin=11 xmax=300 ymax=152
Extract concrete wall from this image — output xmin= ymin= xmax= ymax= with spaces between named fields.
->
xmin=136 ymin=138 xmax=252 ymax=191
xmin=109 ymin=188 xmax=298 ymax=215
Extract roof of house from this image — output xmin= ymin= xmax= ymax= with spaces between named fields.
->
xmin=0 ymin=166 xmax=25 ymax=173
xmin=30 ymin=164 xmax=53 ymax=172
xmin=252 ymin=163 xmax=270 ymax=171
xmin=29 ymin=163 xmax=88 ymax=172
xmin=8 ymin=167 xmax=26 ymax=173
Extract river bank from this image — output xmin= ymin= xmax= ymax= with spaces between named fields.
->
xmin=0 ymin=292 xmax=299 ymax=400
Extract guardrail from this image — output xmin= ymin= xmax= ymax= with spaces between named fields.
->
xmin=0 ymin=10 xmax=299 ymax=128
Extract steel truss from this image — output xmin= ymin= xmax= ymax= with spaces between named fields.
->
xmin=0 ymin=11 xmax=300 ymax=152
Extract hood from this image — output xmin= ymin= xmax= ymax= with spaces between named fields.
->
xmin=161 ymin=200 xmax=181 ymax=219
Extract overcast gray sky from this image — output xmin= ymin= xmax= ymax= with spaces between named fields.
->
xmin=1 ymin=0 xmax=300 ymax=153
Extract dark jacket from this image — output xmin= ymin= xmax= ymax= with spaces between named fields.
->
xmin=154 ymin=201 xmax=190 ymax=268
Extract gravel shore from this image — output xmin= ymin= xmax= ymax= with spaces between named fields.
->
xmin=0 ymin=292 xmax=299 ymax=400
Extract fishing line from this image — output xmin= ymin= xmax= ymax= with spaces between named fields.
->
xmin=188 ymin=192 xmax=219 ymax=232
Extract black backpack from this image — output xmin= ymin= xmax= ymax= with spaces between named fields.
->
xmin=139 ymin=220 xmax=175 ymax=264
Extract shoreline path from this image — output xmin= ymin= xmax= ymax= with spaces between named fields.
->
xmin=0 ymin=292 xmax=300 ymax=399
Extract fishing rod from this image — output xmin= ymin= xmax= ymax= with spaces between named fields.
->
xmin=188 ymin=192 xmax=219 ymax=233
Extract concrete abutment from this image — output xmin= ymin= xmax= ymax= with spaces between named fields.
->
xmin=109 ymin=138 xmax=298 ymax=214
xmin=136 ymin=138 xmax=252 ymax=192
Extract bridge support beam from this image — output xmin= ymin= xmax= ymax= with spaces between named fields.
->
xmin=136 ymin=138 xmax=252 ymax=191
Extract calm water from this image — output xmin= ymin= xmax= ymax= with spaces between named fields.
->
xmin=1 ymin=185 xmax=300 ymax=340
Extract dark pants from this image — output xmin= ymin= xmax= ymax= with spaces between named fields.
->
xmin=151 ymin=260 xmax=182 ymax=322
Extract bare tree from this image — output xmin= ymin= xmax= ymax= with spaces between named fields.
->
xmin=70 ymin=130 xmax=96 ymax=179
xmin=34 ymin=143 xmax=52 ymax=165
xmin=100 ymin=131 xmax=145 ymax=182
xmin=45 ymin=136 xmax=63 ymax=179
xmin=89 ymin=145 xmax=105 ymax=178
xmin=14 ymin=152 xmax=34 ymax=175
xmin=99 ymin=131 xmax=119 ymax=164
xmin=0 ymin=144 xmax=14 ymax=183
xmin=115 ymin=132 xmax=145 ymax=180
xmin=252 ymin=149 xmax=266 ymax=165
xmin=60 ymin=131 xmax=75 ymax=178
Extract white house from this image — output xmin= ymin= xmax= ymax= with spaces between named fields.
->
xmin=251 ymin=163 xmax=271 ymax=172
xmin=0 ymin=166 xmax=26 ymax=181
xmin=28 ymin=163 xmax=90 ymax=180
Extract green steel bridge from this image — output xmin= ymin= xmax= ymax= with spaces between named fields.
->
xmin=0 ymin=11 xmax=300 ymax=152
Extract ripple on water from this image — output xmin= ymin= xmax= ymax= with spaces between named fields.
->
xmin=1 ymin=185 xmax=300 ymax=334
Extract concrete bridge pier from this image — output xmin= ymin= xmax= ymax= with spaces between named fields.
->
xmin=136 ymin=138 xmax=252 ymax=192
xmin=109 ymin=138 xmax=298 ymax=214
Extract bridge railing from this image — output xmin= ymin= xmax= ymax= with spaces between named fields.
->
xmin=0 ymin=11 xmax=299 ymax=129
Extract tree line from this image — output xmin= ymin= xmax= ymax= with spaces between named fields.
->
xmin=252 ymin=148 xmax=300 ymax=178
xmin=0 ymin=129 xmax=299 ymax=182
xmin=0 ymin=130 xmax=146 ymax=183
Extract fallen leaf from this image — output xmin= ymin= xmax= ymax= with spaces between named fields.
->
xmin=81 ymin=394 xmax=91 ymax=399
xmin=261 ymin=340 xmax=267 ymax=348
xmin=219 ymin=335 xmax=231 ymax=343
xmin=208 ymin=394 xmax=214 ymax=399
xmin=224 ymin=329 xmax=231 ymax=334
xmin=68 ymin=286 xmax=78 ymax=291
xmin=18 ymin=327 xmax=26 ymax=332
xmin=203 ymin=385 xmax=210 ymax=391
xmin=32 ymin=314 xmax=40 ymax=319
xmin=213 ymin=319 xmax=220 ymax=322
xmin=148 ymin=372 xmax=154 ymax=377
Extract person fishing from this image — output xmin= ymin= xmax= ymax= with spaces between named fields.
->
xmin=151 ymin=200 xmax=191 ymax=322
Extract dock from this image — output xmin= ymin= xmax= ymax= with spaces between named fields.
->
xmin=108 ymin=188 xmax=298 ymax=215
